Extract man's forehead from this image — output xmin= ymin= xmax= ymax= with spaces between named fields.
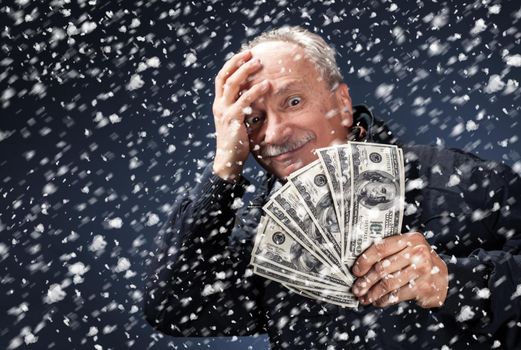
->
xmin=246 ymin=79 xmax=307 ymax=102
xmin=250 ymin=42 xmax=313 ymax=73
xmin=247 ymin=79 xmax=307 ymax=108
xmin=250 ymin=40 xmax=303 ymax=58
xmin=272 ymin=80 xmax=307 ymax=95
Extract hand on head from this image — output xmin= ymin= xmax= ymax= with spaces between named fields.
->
xmin=212 ymin=50 xmax=270 ymax=182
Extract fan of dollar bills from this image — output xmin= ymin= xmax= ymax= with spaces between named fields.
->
xmin=250 ymin=142 xmax=405 ymax=307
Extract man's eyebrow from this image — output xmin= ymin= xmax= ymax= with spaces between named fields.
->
xmin=273 ymin=81 xmax=304 ymax=96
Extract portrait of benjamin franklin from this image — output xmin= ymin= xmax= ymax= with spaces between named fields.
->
xmin=289 ymin=241 xmax=321 ymax=274
xmin=355 ymin=170 xmax=398 ymax=210
xmin=317 ymin=194 xmax=340 ymax=235
xmin=302 ymin=215 xmax=322 ymax=242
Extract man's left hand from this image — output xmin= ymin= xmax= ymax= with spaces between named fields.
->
xmin=351 ymin=232 xmax=448 ymax=308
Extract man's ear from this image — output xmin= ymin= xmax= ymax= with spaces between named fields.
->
xmin=335 ymin=83 xmax=353 ymax=128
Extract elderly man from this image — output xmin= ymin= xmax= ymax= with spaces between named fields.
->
xmin=145 ymin=26 xmax=521 ymax=349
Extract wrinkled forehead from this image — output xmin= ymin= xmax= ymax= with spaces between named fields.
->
xmin=250 ymin=41 xmax=306 ymax=65
xmin=247 ymin=41 xmax=321 ymax=86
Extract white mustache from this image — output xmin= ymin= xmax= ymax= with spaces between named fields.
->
xmin=260 ymin=133 xmax=315 ymax=158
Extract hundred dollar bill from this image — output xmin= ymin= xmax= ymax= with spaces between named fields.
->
xmin=337 ymin=145 xmax=353 ymax=262
xmin=263 ymin=200 xmax=346 ymax=279
xmin=346 ymin=142 xmax=404 ymax=266
xmin=288 ymin=161 xmax=343 ymax=261
xmin=251 ymin=217 xmax=340 ymax=291
xmin=397 ymin=147 xmax=405 ymax=232
xmin=283 ymin=284 xmax=358 ymax=308
xmin=251 ymin=255 xmax=348 ymax=291
xmin=317 ymin=147 xmax=344 ymax=239
xmin=251 ymin=215 xmax=350 ymax=288
xmin=253 ymin=265 xmax=347 ymax=293
xmin=268 ymin=182 xmax=349 ymax=280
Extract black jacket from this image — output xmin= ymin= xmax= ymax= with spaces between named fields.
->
xmin=145 ymin=107 xmax=521 ymax=349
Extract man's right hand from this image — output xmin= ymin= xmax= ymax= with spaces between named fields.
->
xmin=212 ymin=50 xmax=270 ymax=182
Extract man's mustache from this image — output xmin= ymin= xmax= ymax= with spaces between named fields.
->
xmin=258 ymin=133 xmax=315 ymax=158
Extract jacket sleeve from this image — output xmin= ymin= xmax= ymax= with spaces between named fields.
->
xmin=437 ymin=160 xmax=521 ymax=346
xmin=144 ymin=163 xmax=266 ymax=337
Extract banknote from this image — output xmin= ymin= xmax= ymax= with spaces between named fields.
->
xmin=251 ymin=215 xmax=350 ymax=288
xmin=283 ymin=284 xmax=358 ymax=308
xmin=251 ymin=217 xmax=343 ymax=291
xmin=346 ymin=142 xmax=404 ymax=265
xmin=263 ymin=200 xmax=345 ymax=278
xmin=288 ymin=161 xmax=343 ymax=261
xmin=252 ymin=265 xmax=347 ymax=292
xmin=317 ymin=147 xmax=344 ymax=236
xmin=337 ymin=145 xmax=353 ymax=262
xmin=251 ymin=142 xmax=405 ymax=307
xmin=268 ymin=183 xmax=343 ymax=275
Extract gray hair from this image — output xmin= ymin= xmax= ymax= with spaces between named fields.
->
xmin=241 ymin=26 xmax=344 ymax=89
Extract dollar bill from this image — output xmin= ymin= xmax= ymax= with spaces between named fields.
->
xmin=251 ymin=217 xmax=340 ymax=291
xmin=251 ymin=142 xmax=405 ymax=308
xmin=346 ymin=142 xmax=404 ymax=265
xmin=283 ymin=284 xmax=358 ymax=308
xmin=288 ymin=161 xmax=343 ymax=261
xmin=317 ymin=147 xmax=344 ymax=237
xmin=268 ymin=183 xmax=344 ymax=276
xmin=253 ymin=265 xmax=347 ymax=292
xmin=337 ymin=145 xmax=353 ymax=263
xmin=251 ymin=215 xmax=350 ymax=288
xmin=263 ymin=200 xmax=345 ymax=279
xmin=397 ymin=147 xmax=405 ymax=232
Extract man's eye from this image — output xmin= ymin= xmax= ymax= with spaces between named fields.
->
xmin=287 ymin=96 xmax=301 ymax=107
xmin=245 ymin=114 xmax=265 ymax=132
xmin=245 ymin=115 xmax=263 ymax=125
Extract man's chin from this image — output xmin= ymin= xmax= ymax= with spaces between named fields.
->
xmin=269 ymin=159 xmax=306 ymax=179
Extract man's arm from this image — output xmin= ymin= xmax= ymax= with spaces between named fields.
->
xmin=435 ymin=161 xmax=521 ymax=337
xmin=212 ymin=49 xmax=269 ymax=182
xmin=144 ymin=50 xmax=270 ymax=337
xmin=144 ymin=164 xmax=265 ymax=336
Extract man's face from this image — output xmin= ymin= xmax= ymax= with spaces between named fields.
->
xmin=245 ymin=41 xmax=353 ymax=179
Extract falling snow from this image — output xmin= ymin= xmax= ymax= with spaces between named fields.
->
xmin=1 ymin=0 xmax=520 ymax=349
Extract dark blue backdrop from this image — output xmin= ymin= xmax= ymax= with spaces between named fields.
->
xmin=1 ymin=0 xmax=520 ymax=349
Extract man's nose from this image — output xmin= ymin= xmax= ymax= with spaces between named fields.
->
xmin=262 ymin=112 xmax=292 ymax=145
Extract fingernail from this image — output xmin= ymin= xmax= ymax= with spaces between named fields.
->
xmin=352 ymin=286 xmax=360 ymax=296
xmin=261 ymin=80 xmax=269 ymax=89
xmin=352 ymin=264 xmax=360 ymax=275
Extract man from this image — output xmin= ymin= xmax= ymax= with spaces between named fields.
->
xmin=145 ymin=26 xmax=521 ymax=349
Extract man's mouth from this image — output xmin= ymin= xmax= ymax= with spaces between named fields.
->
xmin=260 ymin=133 xmax=315 ymax=161
xmin=272 ymin=142 xmax=309 ymax=162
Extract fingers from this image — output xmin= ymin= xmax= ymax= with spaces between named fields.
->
xmin=221 ymin=58 xmax=263 ymax=105
xmin=370 ymin=281 xmax=417 ymax=308
xmin=358 ymin=264 xmax=422 ymax=305
xmin=215 ymin=50 xmax=264 ymax=104
xmin=230 ymin=80 xmax=270 ymax=115
xmin=215 ymin=50 xmax=252 ymax=98
xmin=352 ymin=234 xmax=411 ymax=277
xmin=352 ymin=247 xmax=413 ymax=296
xmin=217 ymin=80 xmax=270 ymax=128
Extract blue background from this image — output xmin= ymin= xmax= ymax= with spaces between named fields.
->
xmin=1 ymin=0 xmax=520 ymax=349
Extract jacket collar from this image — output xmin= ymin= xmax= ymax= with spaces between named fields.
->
xmin=352 ymin=104 xmax=398 ymax=145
